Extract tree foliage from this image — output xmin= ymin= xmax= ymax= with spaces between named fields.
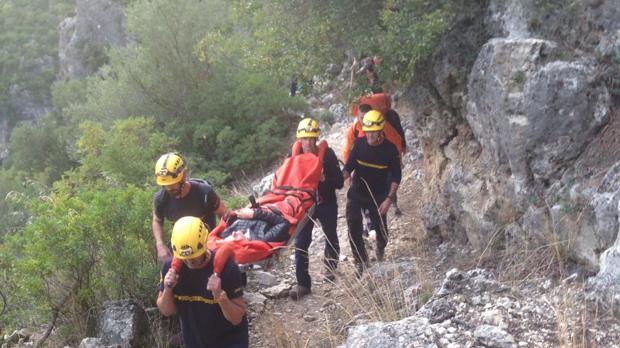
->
xmin=7 ymin=116 xmax=76 ymax=185
xmin=66 ymin=0 xmax=305 ymax=178
xmin=0 ymin=0 xmax=73 ymax=123
xmin=0 ymin=0 xmax=459 ymax=337
xmin=77 ymin=117 xmax=177 ymax=186
xmin=218 ymin=0 xmax=454 ymax=90
xmin=1 ymin=185 xmax=156 ymax=338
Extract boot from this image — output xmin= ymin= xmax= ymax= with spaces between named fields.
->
xmin=376 ymin=247 xmax=385 ymax=262
xmin=289 ymin=285 xmax=311 ymax=300
xmin=355 ymin=262 xmax=366 ymax=279
xmin=323 ymin=268 xmax=336 ymax=282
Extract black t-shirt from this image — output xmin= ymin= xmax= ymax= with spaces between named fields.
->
xmin=159 ymin=251 xmax=248 ymax=348
xmin=153 ymin=179 xmax=221 ymax=230
xmin=344 ymin=137 xmax=401 ymax=202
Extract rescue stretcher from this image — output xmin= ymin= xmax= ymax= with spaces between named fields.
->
xmin=207 ymin=139 xmax=329 ymax=271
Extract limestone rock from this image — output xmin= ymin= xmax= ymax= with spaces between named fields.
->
xmin=253 ymin=173 xmax=274 ymax=197
xmin=245 ymin=291 xmax=268 ymax=315
xmin=96 ymin=299 xmax=148 ymax=347
xmin=59 ymin=0 xmax=128 ymax=80
xmin=260 ymin=283 xmax=291 ymax=299
xmin=249 ymin=270 xmax=279 ymax=288
xmin=328 ymin=103 xmax=347 ymax=121
xmin=474 ymin=325 xmax=516 ymax=348
xmin=78 ymin=337 xmax=106 ymax=348
xmin=346 ymin=317 xmax=437 ymax=348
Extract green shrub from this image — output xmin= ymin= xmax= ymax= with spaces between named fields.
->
xmin=7 ymin=117 xmax=76 ymax=185
xmin=1 ymin=185 xmax=157 ymax=338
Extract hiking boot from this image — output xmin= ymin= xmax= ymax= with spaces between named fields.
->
xmin=354 ymin=263 xmax=366 ymax=279
xmin=289 ymin=285 xmax=311 ymax=300
xmin=376 ymin=248 xmax=385 ymax=262
xmin=323 ymin=268 xmax=336 ymax=282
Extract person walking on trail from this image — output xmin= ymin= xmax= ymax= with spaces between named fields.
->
xmin=289 ymin=118 xmax=344 ymax=300
xmin=158 ymin=216 xmax=248 ymax=348
xmin=351 ymin=55 xmax=384 ymax=94
xmin=152 ymin=152 xmax=229 ymax=263
xmin=343 ymin=97 xmax=406 ymax=215
xmin=342 ymin=102 xmax=404 ymax=164
xmin=342 ymin=110 xmax=401 ymax=278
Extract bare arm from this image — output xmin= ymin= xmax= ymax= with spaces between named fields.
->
xmin=218 ymin=294 xmax=247 ymax=326
xmin=152 ymin=212 xmax=171 ymax=262
xmin=207 ymin=275 xmax=247 ymax=325
xmin=156 ymin=269 xmax=178 ymax=316
xmin=214 ymin=200 xmax=229 ymax=218
xmin=378 ymin=182 xmax=399 ymax=215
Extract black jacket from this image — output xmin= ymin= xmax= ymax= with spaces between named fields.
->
xmin=318 ymin=148 xmax=344 ymax=204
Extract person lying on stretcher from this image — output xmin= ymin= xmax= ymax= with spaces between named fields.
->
xmin=219 ymin=207 xmax=291 ymax=243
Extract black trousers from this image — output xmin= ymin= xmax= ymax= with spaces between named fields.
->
xmin=295 ymin=200 xmax=339 ymax=288
xmin=346 ymin=196 xmax=388 ymax=265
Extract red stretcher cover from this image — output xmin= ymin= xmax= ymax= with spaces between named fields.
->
xmin=206 ymin=140 xmax=329 ymax=265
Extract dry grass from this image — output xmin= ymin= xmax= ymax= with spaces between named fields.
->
xmin=471 ymin=201 xmax=616 ymax=348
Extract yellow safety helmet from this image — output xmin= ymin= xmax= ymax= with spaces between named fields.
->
xmin=171 ymin=216 xmax=209 ymax=260
xmin=155 ymin=153 xmax=187 ymax=186
xmin=296 ymin=118 xmax=320 ymax=138
xmin=361 ymin=110 xmax=385 ymax=132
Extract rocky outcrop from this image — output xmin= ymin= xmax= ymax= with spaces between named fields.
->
xmin=80 ymin=299 xmax=149 ymax=348
xmin=1 ymin=0 xmax=128 ymax=152
xmin=587 ymin=163 xmax=620 ymax=313
xmin=410 ymin=0 xmax=619 ymax=261
xmin=58 ymin=0 xmax=127 ymax=80
xmin=346 ymin=269 xmax=547 ymax=347
xmin=405 ymin=0 xmax=620 ymax=313
xmin=0 ymin=55 xmax=55 ymax=151
xmin=9 ymin=55 xmax=56 ymax=122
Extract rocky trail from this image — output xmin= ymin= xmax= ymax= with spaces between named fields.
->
xmin=242 ymin=105 xmax=620 ymax=347
xmin=246 ymin=108 xmax=428 ymax=347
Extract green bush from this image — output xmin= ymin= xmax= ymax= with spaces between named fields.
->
xmin=77 ymin=117 xmax=178 ymax=186
xmin=7 ymin=116 xmax=76 ymax=185
xmin=66 ymin=0 xmax=305 ymax=177
xmin=1 ymin=184 xmax=157 ymax=338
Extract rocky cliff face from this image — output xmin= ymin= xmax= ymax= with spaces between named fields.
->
xmin=58 ymin=0 xmax=127 ymax=80
xmin=0 ymin=0 xmax=127 ymax=153
xmin=0 ymin=56 xmax=55 ymax=153
xmin=407 ymin=0 xmax=620 ymax=311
